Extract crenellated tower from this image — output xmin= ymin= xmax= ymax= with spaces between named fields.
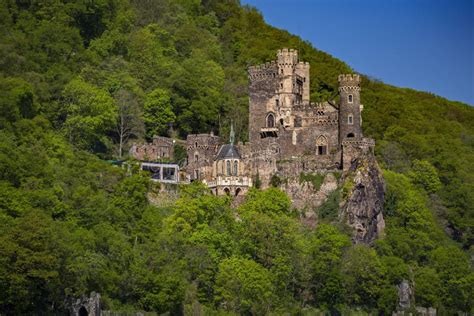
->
xmin=338 ymin=74 xmax=362 ymax=143
xmin=248 ymin=49 xmax=310 ymax=144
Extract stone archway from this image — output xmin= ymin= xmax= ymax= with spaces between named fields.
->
xmin=224 ymin=187 xmax=230 ymax=195
xmin=266 ymin=113 xmax=275 ymax=127
xmin=316 ymin=135 xmax=328 ymax=155
xmin=235 ymin=188 xmax=242 ymax=196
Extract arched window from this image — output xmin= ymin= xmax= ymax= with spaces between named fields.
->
xmin=235 ymin=188 xmax=242 ymax=196
xmin=224 ymin=188 xmax=230 ymax=195
xmin=348 ymin=94 xmax=353 ymax=103
xmin=266 ymin=113 xmax=275 ymax=128
xmin=226 ymin=160 xmax=231 ymax=176
xmin=316 ymin=135 xmax=328 ymax=155
xmin=195 ymin=141 xmax=198 ymax=147
xmin=348 ymin=114 xmax=353 ymax=125
xmin=347 ymin=133 xmax=355 ymax=138
xmin=195 ymin=154 xmax=199 ymax=162
xmin=233 ymin=161 xmax=238 ymax=176
xmin=221 ymin=161 xmax=224 ymax=175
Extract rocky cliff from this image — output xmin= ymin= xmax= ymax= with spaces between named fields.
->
xmin=339 ymin=152 xmax=386 ymax=244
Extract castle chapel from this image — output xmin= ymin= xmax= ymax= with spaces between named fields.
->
xmin=131 ymin=49 xmax=375 ymax=196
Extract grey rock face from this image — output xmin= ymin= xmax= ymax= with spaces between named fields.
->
xmin=339 ymin=152 xmax=385 ymax=244
xmin=282 ymin=173 xmax=338 ymax=227
xmin=69 ymin=292 xmax=101 ymax=316
xmin=398 ymin=280 xmax=412 ymax=309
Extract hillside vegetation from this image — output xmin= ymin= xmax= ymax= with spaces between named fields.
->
xmin=0 ymin=0 xmax=472 ymax=314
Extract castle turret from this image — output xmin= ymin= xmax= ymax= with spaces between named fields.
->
xmin=338 ymin=74 xmax=362 ymax=143
xmin=248 ymin=49 xmax=311 ymax=145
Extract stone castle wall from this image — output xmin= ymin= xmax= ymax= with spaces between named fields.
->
xmin=130 ymin=136 xmax=178 ymax=161
xmin=186 ymin=133 xmax=221 ymax=180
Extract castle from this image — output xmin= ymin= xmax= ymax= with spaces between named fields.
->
xmin=131 ymin=49 xmax=375 ymax=196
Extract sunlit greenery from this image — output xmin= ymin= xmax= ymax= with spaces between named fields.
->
xmin=0 ymin=0 xmax=472 ymax=314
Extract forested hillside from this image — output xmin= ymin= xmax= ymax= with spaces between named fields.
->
xmin=0 ymin=0 xmax=472 ymax=314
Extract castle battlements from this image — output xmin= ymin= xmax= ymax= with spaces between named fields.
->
xmin=338 ymin=74 xmax=361 ymax=88
xmin=277 ymin=48 xmax=298 ymax=65
xmin=248 ymin=61 xmax=278 ymax=81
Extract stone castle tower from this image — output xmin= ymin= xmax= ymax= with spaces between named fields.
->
xmin=246 ymin=48 xmax=372 ymax=175
xmin=248 ymin=48 xmax=311 ymax=145
xmin=338 ymin=74 xmax=363 ymax=143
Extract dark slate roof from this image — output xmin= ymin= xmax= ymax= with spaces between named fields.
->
xmin=216 ymin=144 xmax=241 ymax=160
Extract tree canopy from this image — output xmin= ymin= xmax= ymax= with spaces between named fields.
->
xmin=0 ymin=0 xmax=472 ymax=314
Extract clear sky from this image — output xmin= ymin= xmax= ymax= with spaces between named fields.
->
xmin=241 ymin=0 xmax=474 ymax=105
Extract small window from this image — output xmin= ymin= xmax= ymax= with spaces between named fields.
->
xmin=226 ymin=160 xmax=231 ymax=176
xmin=195 ymin=142 xmax=198 ymax=147
xmin=348 ymin=114 xmax=353 ymax=125
xmin=316 ymin=135 xmax=328 ymax=156
xmin=280 ymin=83 xmax=283 ymax=89
xmin=276 ymin=99 xmax=279 ymax=107
xmin=347 ymin=133 xmax=355 ymax=138
xmin=233 ymin=161 xmax=238 ymax=176
xmin=281 ymin=69 xmax=284 ymax=74
xmin=348 ymin=94 xmax=353 ymax=103
xmin=266 ymin=113 xmax=275 ymax=128
xmin=317 ymin=146 xmax=327 ymax=155
xmin=195 ymin=154 xmax=199 ymax=162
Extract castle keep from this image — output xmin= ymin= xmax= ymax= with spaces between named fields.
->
xmin=131 ymin=49 xmax=375 ymax=196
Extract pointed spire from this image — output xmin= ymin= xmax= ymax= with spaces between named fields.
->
xmin=229 ymin=121 xmax=235 ymax=145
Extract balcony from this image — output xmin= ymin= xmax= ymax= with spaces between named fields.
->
xmin=260 ymin=127 xmax=278 ymax=138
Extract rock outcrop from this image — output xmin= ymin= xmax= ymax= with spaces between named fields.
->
xmin=68 ymin=292 xmax=101 ymax=316
xmin=339 ymin=152 xmax=385 ymax=244
xmin=282 ymin=173 xmax=338 ymax=227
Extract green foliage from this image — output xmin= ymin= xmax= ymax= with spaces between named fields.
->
xmin=61 ymin=77 xmax=117 ymax=151
xmin=342 ymin=245 xmax=395 ymax=311
xmin=173 ymin=143 xmax=187 ymax=164
xmin=0 ymin=0 xmax=472 ymax=313
xmin=0 ymin=77 xmax=37 ymax=126
xmin=269 ymin=174 xmax=282 ymax=187
xmin=310 ymin=224 xmax=351 ymax=309
xmin=409 ymin=160 xmax=442 ymax=193
xmin=299 ymin=172 xmax=325 ymax=191
xmin=238 ymin=187 xmax=291 ymax=216
xmin=143 ymin=88 xmax=175 ymax=139
xmin=214 ymin=257 xmax=274 ymax=314
xmin=318 ymin=189 xmax=341 ymax=221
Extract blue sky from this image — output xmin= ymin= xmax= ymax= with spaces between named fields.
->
xmin=241 ymin=0 xmax=473 ymax=105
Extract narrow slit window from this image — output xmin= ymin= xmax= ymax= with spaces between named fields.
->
xmin=348 ymin=94 xmax=353 ymax=103
xmin=348 ymin=114 xmax=353 ymax=125
xmin=233 ymin=161 xmax=238 ymax=176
